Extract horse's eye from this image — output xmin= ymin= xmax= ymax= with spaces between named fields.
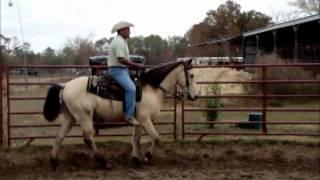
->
xmin=190 ymin=74 xmax=194 ymax=78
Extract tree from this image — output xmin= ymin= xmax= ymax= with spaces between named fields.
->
xmin=0 ymin=45 xmax=5 ymax=64
xmin=128 ymin=36 xmax=150 ymax=63
xmin=11 ymin=46 xmax=24 ymax=57
xmin=42 ymin=47 xmax=61 ymax=65
xmin=95 ymin=37 xmax=110 ymax=54
xmin=144 ymin=35 xmax=169 ymax=64
xmin=60 ymin=46 xmax=76 ymax=64
xmin=167 ymin=36 xmax=188 ymax=58
xmin=237 ymin=10 xmax=272 ymax=32
xmin=187 ymin=23 xmax=216 ymax=56
xmin=289 ymin=0 xmax=320 ymax=15
xmin=187 ymin=0 xmax=272 ymax=56
xmin=271 ymin=10 xmax=301 ymax=23
xmin=26 ymin=50 xmax=36 ymax=64
xmin=128 ymin=36 xmax=145 ymax=54
xmin=64 ymin=36 xmax=95 ymax=65
xmin=204 ymin=0 xmax=241 ymax=37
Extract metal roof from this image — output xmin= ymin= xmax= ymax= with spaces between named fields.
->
xmin=243 ymin=14 xmax=320 ymax=37
xmin=0 ymin=34 xmax=10 ymax=41
xmin=191 ymin=34 xmax=241 ymax=47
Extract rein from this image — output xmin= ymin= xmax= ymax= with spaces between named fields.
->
xmin=158 ymin=85 xmax=183 ymax=100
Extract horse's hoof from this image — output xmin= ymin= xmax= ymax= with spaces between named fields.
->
xmin=132 ymin=157 xmax=141 ymax=168
xmin=104 ymin=161 xmax=112 ymax=170
xmin=50 ymin=157 xmax=59 ymax=171
xmin=144 ymin=152 xmax=152 ymax=163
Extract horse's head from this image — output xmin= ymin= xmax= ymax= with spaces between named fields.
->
xmin=141 ymin=60 xmax=198 ymax=101
xmin=177 ymin=59 xmax=198 ymax=101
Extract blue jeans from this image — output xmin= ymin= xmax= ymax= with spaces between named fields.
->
xmin=108 ymin=67 xmax=136 ymax=119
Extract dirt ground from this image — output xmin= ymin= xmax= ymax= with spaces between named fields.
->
xmin=0 ymin=140 xmax=319 ymax=180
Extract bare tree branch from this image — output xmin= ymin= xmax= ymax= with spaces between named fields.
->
xmin=289 ymin=0 xmax=320 ymax=15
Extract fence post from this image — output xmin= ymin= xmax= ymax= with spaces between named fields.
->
xmin=262 ymin=66 xmax=268 ymax=133
xmin=0 ymin=64 xmax=3 ymax=146
xmin=173 ymin=86 xmax=177 ymax=141
xmin=181 ymin=99 xmax=185 ymax=140
xmin=6 ymin=64 xmax=11 ymax=147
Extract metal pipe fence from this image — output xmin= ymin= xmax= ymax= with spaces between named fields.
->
xmin=181 ymin=63 xmax=320 ymax=139
xmin=0 ymin=63 xmax=319 ymax=147
xmin=3 ymin=65 xmax=177 ymax=147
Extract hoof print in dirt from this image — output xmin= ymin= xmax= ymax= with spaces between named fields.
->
xmin=132 ymin=157 xmax=141 ymax=168
xmin=50 ymin=157 xmax=59 ymax=171
xmin=95 ymin=154 xmax=112 ymax=170
xmin=144 ymin=152 xmax=152 ymax=163
xmin=104 ymin=162 xmax=112 ymax=170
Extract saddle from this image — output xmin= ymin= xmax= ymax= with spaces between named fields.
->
xmin=87 ymin=71 xmax=142 ymax=102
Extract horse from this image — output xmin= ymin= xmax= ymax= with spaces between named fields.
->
xmin=43 ymin=59 xmax=198 ymax=170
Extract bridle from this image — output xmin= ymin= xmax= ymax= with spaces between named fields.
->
xmin=159 ymin=62 xmax=192 ymax=100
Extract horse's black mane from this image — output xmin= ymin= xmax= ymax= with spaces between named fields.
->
xmin=141 ymin=61 xmax=184 ymax=88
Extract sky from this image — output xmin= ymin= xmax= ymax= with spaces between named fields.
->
xmin=1 ymin=0 xmax=298 ymax=53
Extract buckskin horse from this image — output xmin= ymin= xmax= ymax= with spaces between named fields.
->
xmin=43 ymin=59 xmax=198 ymax=170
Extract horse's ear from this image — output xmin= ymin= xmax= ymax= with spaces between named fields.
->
xmin=185 ymin=59 xmax=193 ymax=69
xmin=187 ymin=59 xmax=193 ymax=65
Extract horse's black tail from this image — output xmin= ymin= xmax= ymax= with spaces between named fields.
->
xmin=43 ymin=84 xmax=64 ymax=122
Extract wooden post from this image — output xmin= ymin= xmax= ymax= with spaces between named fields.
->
xmin=256 ymin=35 xmax=260 ymax=56
xmin=262 ymin=66 xmax=268 ymax=133
xmin=272 ymin=31 xmax=277 ymax=54
xmin=293 ymin=25 xmax=299 ymax=62
xmin=241 ymin=37 xmax=245 ymax=59
xmin=173 ymin=86 xmax=177 ymax=141
xmin=181 ymin=100 xmax=185 ymax=140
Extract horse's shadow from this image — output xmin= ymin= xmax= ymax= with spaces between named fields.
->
xmin=52 ymin=143 xmax=160 ymax=170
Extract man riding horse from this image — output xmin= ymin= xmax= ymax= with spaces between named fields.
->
xmin=108 ymin=21 xmax=144 ymax=125
xmin=43 ymin=21 xmax=198 ymax=170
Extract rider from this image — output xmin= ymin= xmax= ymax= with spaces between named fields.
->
xmin=108 ymin=21 xmax=144 ymax=125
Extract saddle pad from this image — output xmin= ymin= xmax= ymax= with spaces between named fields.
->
xmin=87 ymin=75 xmax=142 ymax=102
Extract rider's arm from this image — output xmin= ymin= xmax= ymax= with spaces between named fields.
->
xmin=118 ymin=57 xmax=144 ymax=70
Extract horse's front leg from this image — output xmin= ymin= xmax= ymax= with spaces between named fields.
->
xmin=138 ymin=117 xmax=160 ymax=163
xmin=131 ymin=125 xmax=142 ymax=167
xmin=144 ymin=132 xmax=160 ymax=163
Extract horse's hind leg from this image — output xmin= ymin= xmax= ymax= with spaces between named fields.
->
xmin=80 ymin=116 xmax=112 ymax=170
xmin=131 ymin=125 xmax=143 ymax=167
xmin=50 ymin=110 xmax=74 ymax=170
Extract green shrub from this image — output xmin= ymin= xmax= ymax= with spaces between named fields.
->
xmin=205 ymin=84 xmax=222 ymax=128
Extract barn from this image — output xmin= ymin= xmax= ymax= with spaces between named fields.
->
xmin=242 ymin=14 xmax=320 ymax=64
xmin=192 ymin=14 xmax=320 ymax=64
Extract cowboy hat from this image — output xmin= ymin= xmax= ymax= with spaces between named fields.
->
xmin=111 ymin=21 xmax=134 ymax=33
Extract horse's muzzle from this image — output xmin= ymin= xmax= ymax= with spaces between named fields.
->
xmin=188 ymin=94 xmax=198 ymax=101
